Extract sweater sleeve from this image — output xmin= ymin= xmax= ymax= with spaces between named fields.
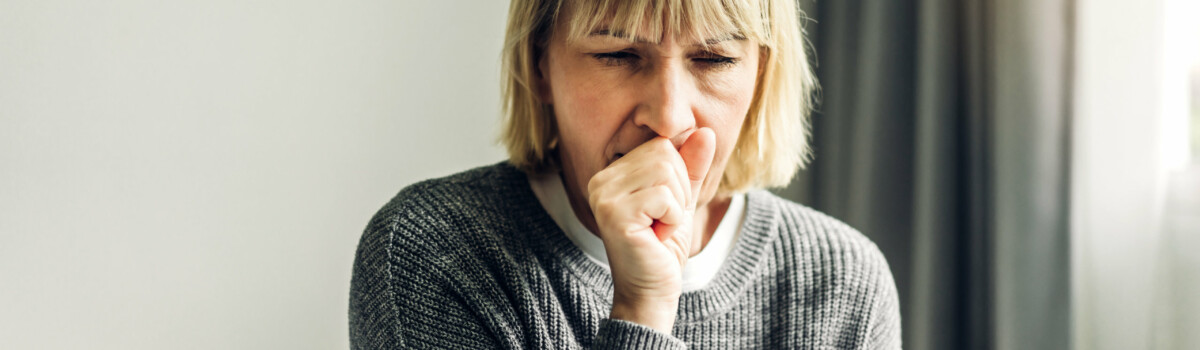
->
xmin=865 ymin=245 xmax=902 ymax=349
xmin=349 ymin=211 xmax=499 ymax=350
xmin=591 ymin=318 xmax=687 ymax=349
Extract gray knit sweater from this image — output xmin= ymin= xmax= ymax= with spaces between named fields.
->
xmin=349 ymin=162 xmax=901 ymax=349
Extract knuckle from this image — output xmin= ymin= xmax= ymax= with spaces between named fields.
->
xmin=588 ymin=172 xmax=615 ymax=200
xmin=650 ymin=138 xmax=674 ymax=154
xmin=590 ymin=190 xmax=609 ymax=211
xmin=594 ymin=197 xmax=620 ymax=216
xmin=589 ymin=168 xmax=611 ymax=187
xmin=650 ymin=162 xmax=673 ymax=178
xmin=588 ymin=192 xmax=601 ymax=209
xmin=653 ymin=184 xmax=674 ymax=198
xmin=587 ymin=176 xmax=602 ymax=197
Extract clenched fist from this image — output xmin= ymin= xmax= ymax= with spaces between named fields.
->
xmin=587 ymin=127 xmax=716 ymax=333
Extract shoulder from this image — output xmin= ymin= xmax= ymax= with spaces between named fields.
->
xmin=749 ymin=191 xmax=896 ymax=302
xmin=350 ymin=162 xmax=521 ymax=348
xmin=352 ymin=161 xmax=540 ymax=307
xmin=752 ymin=190 xmax=891 ymax=272
xmin=381 ymin=161 xmax=521 ymax=219
xmin=749 ymin=190 xmax=901 ymax=345
xmin=360 ymin=161 xmax=529 ymax=255
xmin=367 ymin=160 xmax=528 ymax=237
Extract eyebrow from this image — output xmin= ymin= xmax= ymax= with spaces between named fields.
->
xmin=588 ymin=29 xmax=746 ymax=46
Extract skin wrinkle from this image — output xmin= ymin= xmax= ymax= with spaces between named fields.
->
xmin=539 ymin=14 xmax=761 ymax=256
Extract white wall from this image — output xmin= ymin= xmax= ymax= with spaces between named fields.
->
xmin=0 ymin=1 xmax=508 ymax=348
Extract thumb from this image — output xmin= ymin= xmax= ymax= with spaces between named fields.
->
xmin=677 ymin=127 xmax=716 ymax=211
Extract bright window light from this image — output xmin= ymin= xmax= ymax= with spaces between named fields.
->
xmin=1162 ymin=0 xmax=1200 ymax=170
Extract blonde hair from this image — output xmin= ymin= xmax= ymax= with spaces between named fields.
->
xmin=500 ymin=0 xmax=816 ymax=192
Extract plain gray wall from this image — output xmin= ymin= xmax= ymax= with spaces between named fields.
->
xmin=0 ymin=1 xmax=507 ymax=348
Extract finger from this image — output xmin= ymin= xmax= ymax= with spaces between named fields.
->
xmin=629 ymin=185 xmax=688 ymax=241
xmin=602 ymin=138 xmax=689 ymax=208
xmin=646 ymin=137 xmax=693 ymax=209
xmin=666 ymin=144 xmax=692 ymax=210
xmin=677 ymin=127 xmax=716 ymax=211
xmin=635 ymin=160 xmax=688 ymax=211
xmin=592 ymin=160 xmax=686 ymax=210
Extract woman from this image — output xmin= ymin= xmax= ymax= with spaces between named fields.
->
xmin=350 ymin=0 xmax=901 ymax=348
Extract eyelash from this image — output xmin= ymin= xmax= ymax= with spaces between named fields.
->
xmin=592 ymin=51 xmax=739 ymax=69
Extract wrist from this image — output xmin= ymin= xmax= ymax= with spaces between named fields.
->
xmin=609 ymin=295 xmax=680 ymax=333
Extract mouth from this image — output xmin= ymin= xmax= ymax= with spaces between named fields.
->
xmin=607 ymin=152 xmax=625 ymax=166
xmin=609 ymin=151 xmax=628 ymax=166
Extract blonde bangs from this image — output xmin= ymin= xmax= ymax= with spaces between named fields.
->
xmin=558 ymin=0 xmax=770 ymax=49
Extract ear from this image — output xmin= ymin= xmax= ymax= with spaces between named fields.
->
xmin=534 ymin=47 xmax=554 ymax=105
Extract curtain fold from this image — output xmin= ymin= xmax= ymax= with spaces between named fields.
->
xmin=779 ymin=1 xmax=1072 ymax=348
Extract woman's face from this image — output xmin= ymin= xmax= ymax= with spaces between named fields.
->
xmin=538 ymin=21 xmax=761 ymax=209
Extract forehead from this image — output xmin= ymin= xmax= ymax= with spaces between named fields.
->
xmin=554 ymin=0 xmax=766 ymax=45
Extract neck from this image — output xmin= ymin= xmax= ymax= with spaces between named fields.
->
xmin=560 ymin=172 xmax=731 ymax=258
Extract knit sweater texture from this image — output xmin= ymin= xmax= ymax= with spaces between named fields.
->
xmin=349 ymin=162 xmax=902 ymax=349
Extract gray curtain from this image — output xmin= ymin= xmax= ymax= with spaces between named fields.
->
xmin=776 ymin=0 xmax=1073 ymax=349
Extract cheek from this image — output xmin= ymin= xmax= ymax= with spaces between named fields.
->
xmin=548 ymin=60 xmax=631 ymax=171
xmin=693 ymin=65 xmax=759 ymax=194
xmin=701 ymin=65 xmax=759 ymax=112
xmin=699 ymin=69 xmax=757 ymax=152
xmin=555 ymin=82 xmax=617 ymax=141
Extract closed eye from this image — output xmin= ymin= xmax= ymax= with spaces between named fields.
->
xmin=593 ymin=51 xmax=640 ymax=66
xmin=693 ymin=53 xmax=739 ymax=68
xmin=592 ymin=50 xmax=739 ymax=69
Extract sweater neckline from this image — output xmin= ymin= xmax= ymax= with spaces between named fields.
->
xmin=501 ymin=162 xmax=781 ymax=324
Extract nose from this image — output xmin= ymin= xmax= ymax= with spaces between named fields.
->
xmin=633 ymin=60 xmax=696 ymax=145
